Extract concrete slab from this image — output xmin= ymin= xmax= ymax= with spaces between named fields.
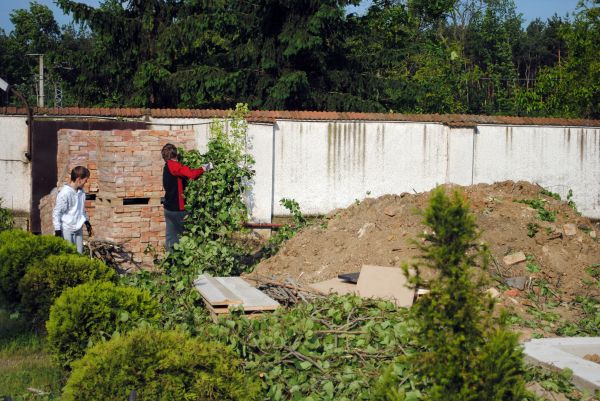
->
xmin=523 ymin=337 xmax=600 ymax=391
xmin=310 ymin=278 xmax=357 ymax=295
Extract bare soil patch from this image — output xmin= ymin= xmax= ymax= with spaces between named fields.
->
xmin=249 ymin=181 xmax=600 ymax=334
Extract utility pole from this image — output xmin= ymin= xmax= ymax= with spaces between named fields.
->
xmin=26 ymin=53 xmax=44 ymax=107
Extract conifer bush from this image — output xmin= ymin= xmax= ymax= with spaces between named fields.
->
xmin=0 ymin=230 xmax=75 ymax=305
xmin=62 ymin=328 xmax=261 ymax=401
xmin=378 ymin=187 xmax=527 ymax=400
xmin=46 ymin=281 xmax=160 ymax=368
xmin=19 ymin=254 xmax=117 ymax=324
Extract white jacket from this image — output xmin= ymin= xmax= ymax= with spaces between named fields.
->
xmin=52 ymin=185 xmax=88 ymax=232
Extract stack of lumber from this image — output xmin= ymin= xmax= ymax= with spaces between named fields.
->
xmin=194 ymin=275 xmax=280 ymax=321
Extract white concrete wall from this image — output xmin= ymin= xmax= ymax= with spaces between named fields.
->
xmin=473 ymin=125 xmax=600 ymax=218
xmin=272 ymin=121 xmax=451 ymax=215
xmin=0 ymin=116 xmax=30 ymax=212
xmin=1 ymin=115 xmax=599 ymax=221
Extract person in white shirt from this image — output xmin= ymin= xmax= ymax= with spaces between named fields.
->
xmin=52 ymin=166 xmax=93 ymax=253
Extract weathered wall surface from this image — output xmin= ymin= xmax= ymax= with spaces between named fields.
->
xmin=268 ymin=122 xmax=600 ymax=218
xmin=0 ymin=117 xmax=30 ymax=213
xmin=472 ymin=126 xmax=600 ymax=218
xmin=1 ymin=115 xmax=600 ymax=224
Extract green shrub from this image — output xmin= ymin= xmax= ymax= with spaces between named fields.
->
xmin=62 ymin=328 xmax=261 ymax=401
xmin=0 ymin=231 xmax=75 ymax=305
xmin=0 ymin=228 xmax=29 ymax=249
xmin=19 ymin=254 xmax=117 ymax=324
xmin=46 ymin=281 xmax=160 ymax=368
xmin=0 ymin=197 xmax=14 ymax=231
xmin=386 ymin=187 xmax=528 ymax=400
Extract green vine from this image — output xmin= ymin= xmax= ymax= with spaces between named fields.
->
xmin=162 ymin=103 xmax=255 ymax=276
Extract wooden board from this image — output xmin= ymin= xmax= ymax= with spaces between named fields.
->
xmin=310 ymin=278 xmax=357 ymax=295
xmin=194 ymin=275 xmax=280 ymax=311
xmin=355 ymin=265 xmax=415 ymax=307
xmin=194 ymin=275 xmax=242 ymax=306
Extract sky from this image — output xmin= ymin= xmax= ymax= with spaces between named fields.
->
xmin=0 ymin=0 xmax=583 ymax=33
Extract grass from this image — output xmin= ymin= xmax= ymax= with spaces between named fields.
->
xmin=0 ymin=309 xmax=62 ymax=401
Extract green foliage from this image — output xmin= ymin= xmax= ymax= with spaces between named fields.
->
xmin=527 ymin=222 xmax=540 ymax=238
xmin=557 ymin=296 xmax=600 ymax=336
xmin=205 ymin=295 xmax=415 ymax=401
xmin=120 ymin=269 xmax=209 ymax=333
xmin=1 ymin=0 xmax=596 ymax=117
xmin=540 ymin=188 xmax=561 ymax=200
xmin=525 ymin=366 xmax=582 ymax=399
xmin=260 ymin=198 xmax=307 ymax=260
xmin=46 ymin=281 xmax=160 ymax=368
xmin=514 ymin=198 xmax=556 ymax=222
xmin=18 ymin=254 xmax=116 ymax=324
xmin=0 ymin=231 xmax=75 ymax=306
xmin=0 ymin=313 xmax=62 ymax=401
xmin=395 ymin=187 xmax=527 ymax=401
xmin=0 ymin=197 xmax=14 ymax=231
xmin=566 ymin=189 xmax=579 ymax=213
xmin=62 ymin=327 xmax=261 ymax=401
xmin=163 ymin=103 xmax=254 ymax=276
xmin=585 ymin=263 xmax=600 ymax=278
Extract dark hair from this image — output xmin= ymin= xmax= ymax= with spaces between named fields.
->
xmin=161 ymin=143 xmax=178 ymax=162
xmin=70 ymin=166 xmax=90 ymax=181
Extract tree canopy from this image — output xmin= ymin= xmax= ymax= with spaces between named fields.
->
xmin=0 ymin=0 xmax=597 ymax=118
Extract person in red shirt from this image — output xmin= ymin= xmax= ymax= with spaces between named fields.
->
xmin=161 ymin=143 xmax=213 ymax=250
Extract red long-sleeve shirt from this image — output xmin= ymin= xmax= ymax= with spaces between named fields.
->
xmin=162 ymin=159 xmax=206 ymax=211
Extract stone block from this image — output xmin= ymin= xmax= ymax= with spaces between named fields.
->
xmin=563 ymin=223 xmax=577 ymax=236
xmin=503 ymin=251 xmax=526 ymax=265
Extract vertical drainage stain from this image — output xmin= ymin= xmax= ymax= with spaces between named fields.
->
xmin=361 ymin=123 xmax=366 ymax=180
xmin=352 ymin=122 xmax=358 ymax=174
xmin=423 ymin=125 xmax=428 ymax=161
xmin=579 ymin=129 xmax=585 ymax=164
xmin=327 ymin=123 xmax=332 ymax=177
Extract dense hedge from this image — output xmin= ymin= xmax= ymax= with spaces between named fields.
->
xmin=19 ymin=254 xmax=117 ymax=323
xmin=62 ymin=328 xmax=262 ymax=401
xmin=46 ymin=281 xmax=160 ymax=368
xmin=0 ymin=230 xmax=75 ymax=305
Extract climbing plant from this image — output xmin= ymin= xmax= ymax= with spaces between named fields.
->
xmin=163 ymin=103 xmax=255 ymax=276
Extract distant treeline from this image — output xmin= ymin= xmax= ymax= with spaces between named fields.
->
xmin=0 ymin=0 xmax=598 ymax=118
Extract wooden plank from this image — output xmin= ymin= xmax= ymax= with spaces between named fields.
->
xmin=194 ymin=275 xmax=242 ymax=306
xmin=215 ymin=277 xmax=279 ymax=311
xmin=194 ymin=275 xmax=280 ymax=311
xmin=355 ymin=265 xmax=415 ymax=307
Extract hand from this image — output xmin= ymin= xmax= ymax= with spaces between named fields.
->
xmin=85 ymin=221 xmax=93 ymax=237
xmin=55 ymin=230 xmax=63 ymax=238
xmin=202 ymin=162 xmax=213 ymax=172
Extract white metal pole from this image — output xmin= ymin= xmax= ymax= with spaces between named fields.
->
xmin=39 ymin=54 xmax=44 ymax=107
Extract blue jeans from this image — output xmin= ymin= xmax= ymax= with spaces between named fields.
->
xmin=62 ymin=227 xmax=84 ymax=253
xmin=164 ymin=209 xmax=187 ymax=251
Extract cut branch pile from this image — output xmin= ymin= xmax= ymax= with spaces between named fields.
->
xmin=246 ymin=275 xmax=325 ymax=306
xmin=86 ymin=239 xmax=141 ymax=274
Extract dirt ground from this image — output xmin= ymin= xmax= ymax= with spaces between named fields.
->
xmin=249 ymin=181 xmax=600 ymax=336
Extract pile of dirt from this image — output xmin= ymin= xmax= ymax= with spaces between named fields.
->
xmin=250 ymin=181 xmax=599 ymax=314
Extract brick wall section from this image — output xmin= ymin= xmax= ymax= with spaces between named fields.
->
xmin=40 ymin=129 xmax=196 ymax=268
xmin=41 ymin=129 xmax=99 ymax=234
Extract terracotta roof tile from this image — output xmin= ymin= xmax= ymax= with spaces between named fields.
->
xmin=0 ymin=107 xmax=598 ymax=127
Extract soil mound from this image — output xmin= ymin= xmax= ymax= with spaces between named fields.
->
xmin=251 ymin=181 xmax=599 ymax=304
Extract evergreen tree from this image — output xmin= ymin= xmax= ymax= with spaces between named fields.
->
xmin=376 ymin=187 xmax=528 ymax=400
